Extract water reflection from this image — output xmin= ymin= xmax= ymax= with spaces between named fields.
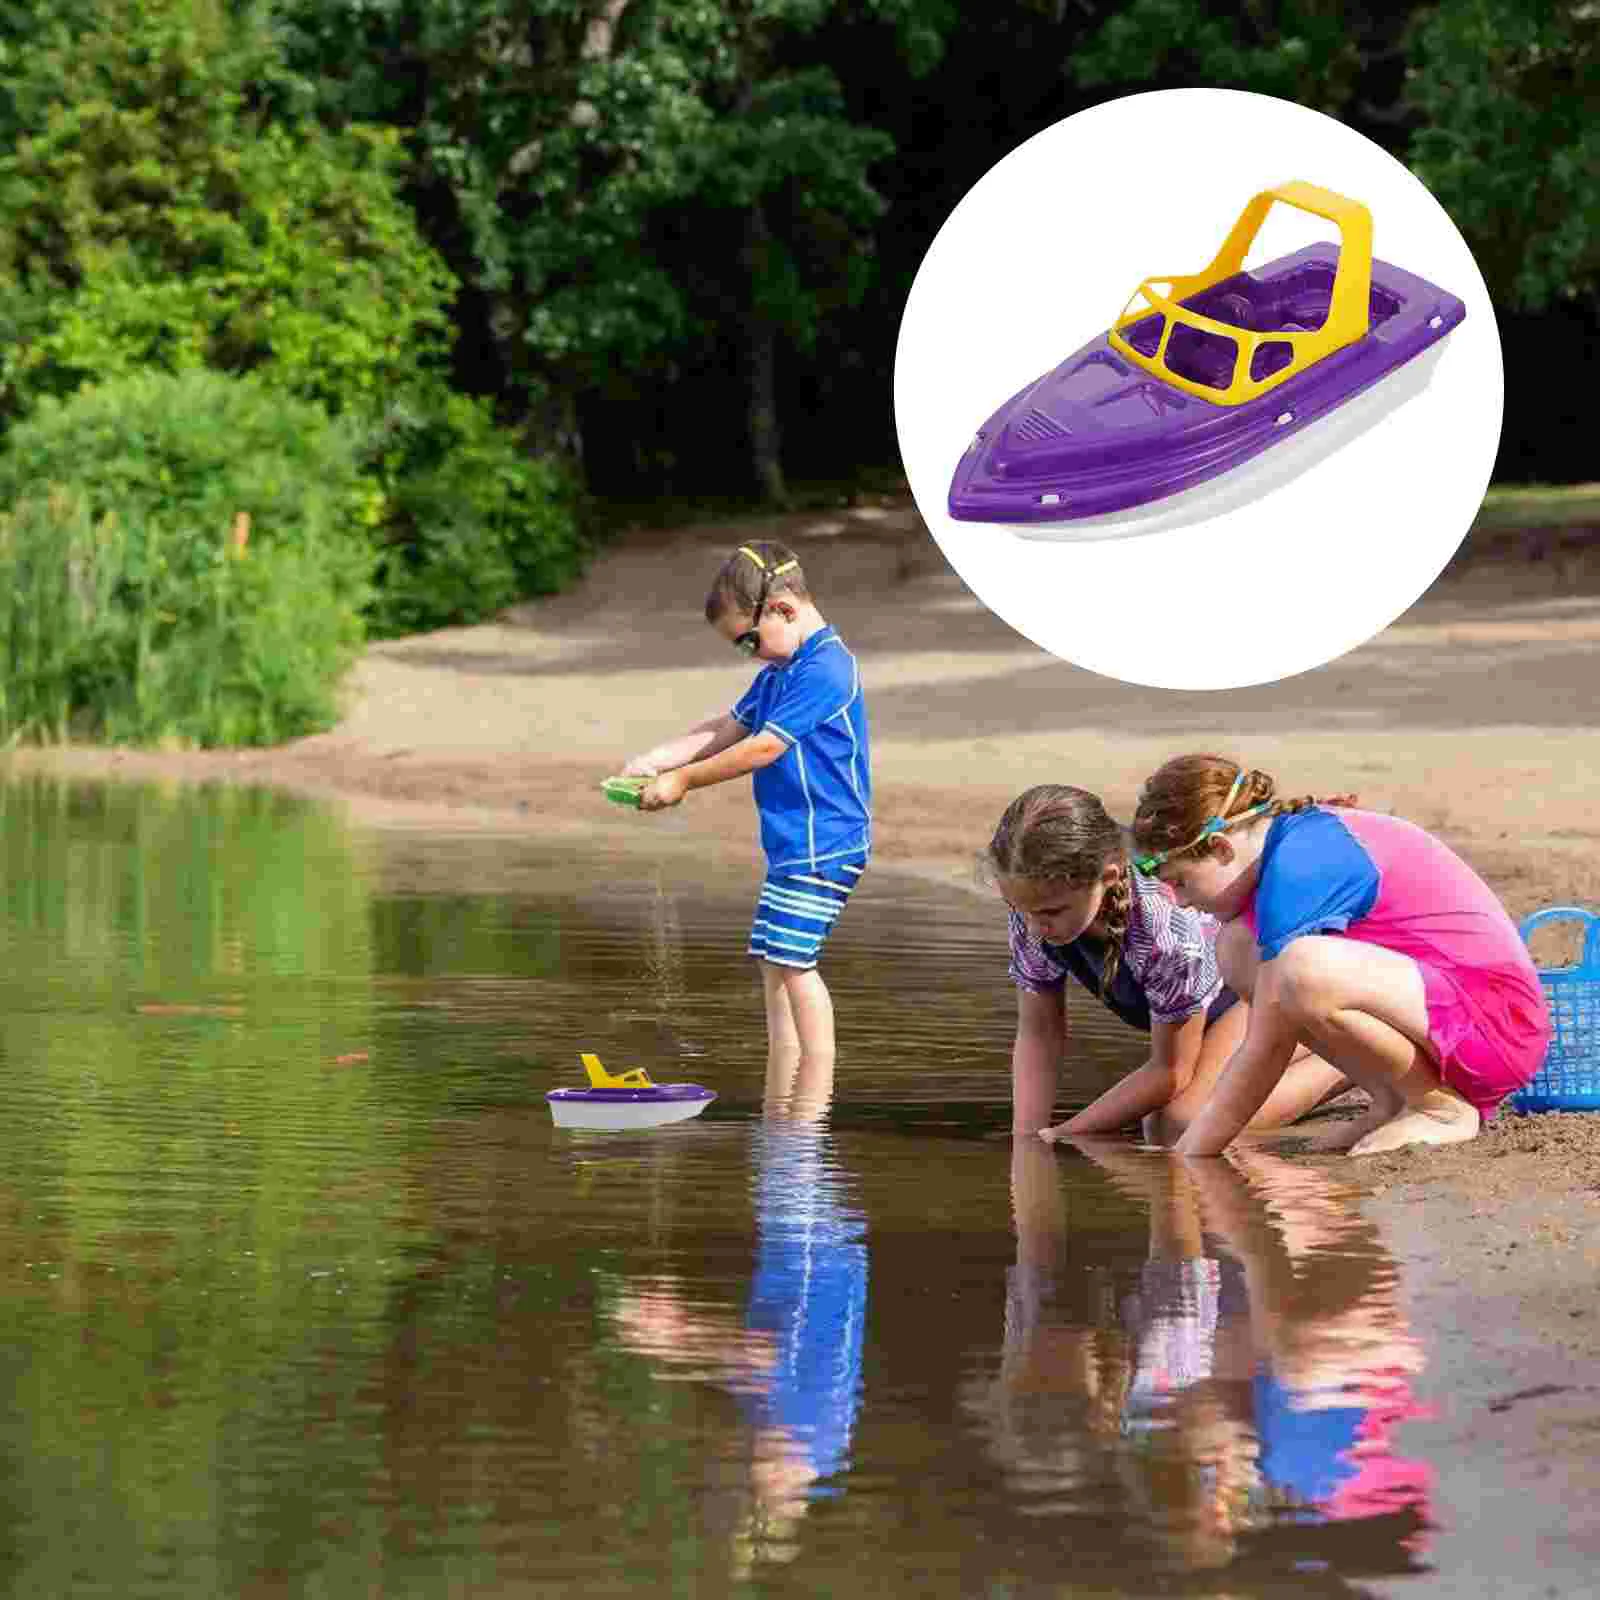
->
xmin=0 ymin=774 xmax=1463 ymax=1597
xmin=606 ymin=1057 xmax=867 ymax=1580
xmin=973 ymin=1138 xmax=1435 ymax=1589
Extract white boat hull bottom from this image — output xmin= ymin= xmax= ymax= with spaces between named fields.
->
xmin=548 ymin=1098 xmax=713 ymax=1131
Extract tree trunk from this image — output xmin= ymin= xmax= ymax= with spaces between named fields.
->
xmin=742 ymin=203 xmax=788 ymax=506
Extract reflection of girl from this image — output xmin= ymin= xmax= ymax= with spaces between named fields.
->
xmin=1074 ymin=1144 xmax=1261 ymax=1572
xmin=1185 ymin=1149 xmax=1434 ymax=1548
xmin=1056 ymin=1139 xmax=1434 ymax=1575
xmin=961 ymin=1138 xmax=1130 ymax=1492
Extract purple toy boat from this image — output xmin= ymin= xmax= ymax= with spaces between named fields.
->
xmin=548 ymin=1054 xmax=716 ymax=1130
xmin=948 ymin=182 xmax=1465 ymax=527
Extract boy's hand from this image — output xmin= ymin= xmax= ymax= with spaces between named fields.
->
xmin=639 ymin=770 xmax=688 ymax=811
xmin=621 ymin=755 xmax=659 ymax=778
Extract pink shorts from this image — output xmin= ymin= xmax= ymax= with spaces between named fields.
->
xmin=1416 ymin=959 xmax=1551 ymax=1115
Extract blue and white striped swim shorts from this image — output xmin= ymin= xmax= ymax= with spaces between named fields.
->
xmin=747 ymin=853 xmax=867 ymax=970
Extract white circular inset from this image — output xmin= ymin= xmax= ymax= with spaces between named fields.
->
xmin=894 ymin=89 xmax=1503 ymax=691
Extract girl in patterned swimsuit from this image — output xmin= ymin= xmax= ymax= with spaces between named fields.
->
xmin=984 ymin=785 xmax=1346 ymax=1143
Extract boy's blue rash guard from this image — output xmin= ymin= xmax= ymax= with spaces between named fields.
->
xmin=731 ymin=626 xmax=872 ymax=871
xmin=1255 ymin=808 xmax=1381 ymax=962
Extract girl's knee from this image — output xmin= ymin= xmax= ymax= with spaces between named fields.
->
xmin=1263 ymin=940 xmax=1337 ymax=1025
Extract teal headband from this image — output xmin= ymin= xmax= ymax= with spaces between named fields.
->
xmin=1133 ymin=770 xmax=1271 ymax=875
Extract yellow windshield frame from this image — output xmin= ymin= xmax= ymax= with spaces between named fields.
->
xmin=1106 ymin=181 xmax=1374 ymax=407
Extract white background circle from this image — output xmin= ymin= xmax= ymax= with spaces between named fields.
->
xmin=893 ymin=88 xmax=1503 ymax=691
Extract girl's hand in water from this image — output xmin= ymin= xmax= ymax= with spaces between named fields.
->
xmin=639 ymin=770 xmax=688 ymax=811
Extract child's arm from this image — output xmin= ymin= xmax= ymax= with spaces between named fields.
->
xmin=638 ymin=730 xmax=787 ymax=810
xmin=623 ymin=713 xmax=748 ymax=777
xmin=1040 ymin=1010 xmax=1208 ymax=1140
xmin=1012 ymin=987 xmax=1066 ymax=1135
xmin=1173 ymin=983 xmax=1301 ymax=1156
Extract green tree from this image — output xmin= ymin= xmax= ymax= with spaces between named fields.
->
xmin=1070 ymin=0 xmax=1378 ymax=112
xmin=0 ymin=0 xmax=586 ymax=644
xmin=0 ymin=0 xmax=457 ymax=421
xmin=1405 ymin=0 xmax=1600 ymax=310
xmin=279 ymin=0 xmax=952 ymax=502
xmin=1068 ymin=0 xmax=1600 ymax=314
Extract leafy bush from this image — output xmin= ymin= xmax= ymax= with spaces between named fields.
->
xmin=0 ymin=370 xmax=373 ymax=746
xmin=363 ymin=389 xmax=586 ymax=638
xmin=0 ymin=0 xmax=456 ymax=422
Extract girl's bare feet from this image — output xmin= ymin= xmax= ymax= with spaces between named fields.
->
xmin=1348 ymin=1087 xmax=1480 ymax=1156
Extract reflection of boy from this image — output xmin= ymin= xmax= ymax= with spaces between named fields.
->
xmin=741 ymin=1124 xmax=869 ymax=1486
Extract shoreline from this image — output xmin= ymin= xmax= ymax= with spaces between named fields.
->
xmin=4 ymin=501 xmax=1598 ymax=1177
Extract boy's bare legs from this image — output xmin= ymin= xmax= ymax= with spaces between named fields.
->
xmin=759 ymin=962 xmax=836 ymax=1115
xmin=761 ymin=962 xmax=802 ymax=1098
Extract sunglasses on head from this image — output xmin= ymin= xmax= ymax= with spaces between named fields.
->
xmin=733 ymin=547 xmax=798 ymax=657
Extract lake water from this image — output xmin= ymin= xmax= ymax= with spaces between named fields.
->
xmin=0 ymin=776 xmax=1445 ymax=1596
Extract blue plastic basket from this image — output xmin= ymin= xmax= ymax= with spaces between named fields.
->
xmin=1508 ymin=906 xmax=1600 ymax=1113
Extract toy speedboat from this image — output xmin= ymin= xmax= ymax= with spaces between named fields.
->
xmin=948 ymin=182 xmax=1466 ymax=529
xmin=546 ymin=1053 xmax=716 ymax=1131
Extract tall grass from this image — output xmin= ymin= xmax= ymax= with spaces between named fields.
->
xmin=0 ymin=491 xmax=361 ymax=747
xmin=0 ymin=370 xmax=372 ymax=747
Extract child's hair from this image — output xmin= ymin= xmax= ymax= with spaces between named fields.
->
xmin=1131 ymin=755 xmax=1358 ymax=864
xmin=704 ymin=541 xmax=810 ymax=623
xmin=983 ymin=784 xmax=1132 ymax=999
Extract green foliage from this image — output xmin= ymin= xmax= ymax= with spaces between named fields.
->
xmin=0 ymin=370 xmax=372 ymax=746
xmin=1405 ymin=0 xmax=1600 ymax=309
xmin=280 ymin=0 xmax=952 ymax=393
xmin=362 ymin=388 xmax=587 ymax=637
xmin=0 ymin=0 xmax=457 ymax=421
xmin=1068 ymin=0 xmax=1370 ymax=111
xmin=1067 ymin=0 xmax=1600 ymax=314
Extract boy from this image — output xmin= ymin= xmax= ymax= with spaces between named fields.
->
xmin=622 ymin=542 xmax=872 ymax=1082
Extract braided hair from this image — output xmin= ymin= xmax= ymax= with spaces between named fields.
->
xmin=1131 ymin=754 xmax=1357 ymax=864
xmin=984 ymin=785 xmax=1132 ymax=1000
xmin=704 ymin=540 xmax=810 ymax=623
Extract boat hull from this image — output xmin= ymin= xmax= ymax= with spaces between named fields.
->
xmin=546 ymin=1084 xmax=716 ymax=1131
xmin=948 ymin=245 xmax=1466 ymax=525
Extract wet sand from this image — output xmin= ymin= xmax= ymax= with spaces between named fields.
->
xmin=7 ymin=497 xmax=1600 ymax=1565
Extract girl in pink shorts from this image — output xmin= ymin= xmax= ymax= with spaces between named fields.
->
xmin=1129 ymin=755 xmax=1551 ymax=1157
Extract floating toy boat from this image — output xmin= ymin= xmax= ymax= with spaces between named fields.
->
xmin=546 ymin=1053 xmax=716 ymax=1130
xmin=601 ymin=776 xmax=648 ymax=809
xmin=948 ymin=182 xmax=1466 ymax=529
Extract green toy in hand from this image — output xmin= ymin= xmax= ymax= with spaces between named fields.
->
xmin=601 ymin=775 xmax=649 ymax=809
